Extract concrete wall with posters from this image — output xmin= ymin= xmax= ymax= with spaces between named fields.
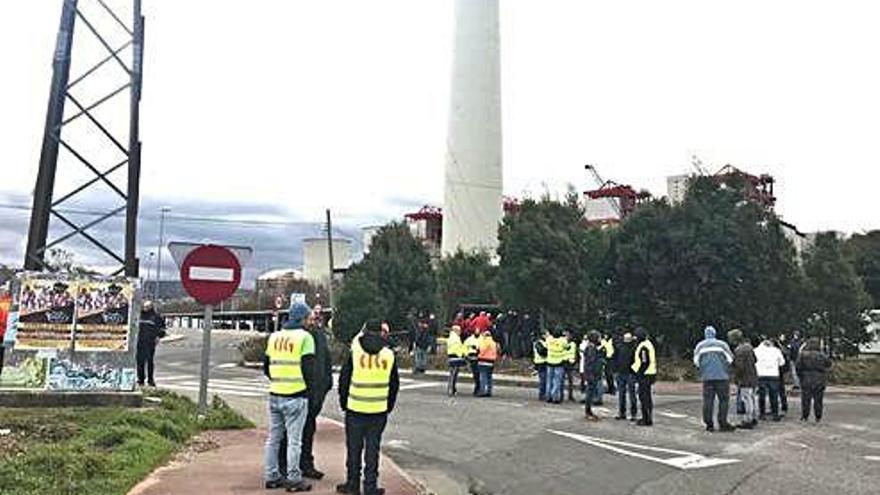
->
xmin=0 ymin=273 xmax=140 ymax=393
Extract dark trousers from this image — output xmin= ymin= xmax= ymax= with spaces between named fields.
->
xmin=345 ymin=413 xmax=388 ymax=491
xmin=637 ymin=375 xmax=654 ymax=423
xmin=758 ymin=377 xmax=781 ymax=418
xmin=537 ymin=364 xmax=547 ymax=400
xmin=584 ymin=379 xmax=599 ymax=416
xmin=702 ymin=380 xmax=731 ymax=428
xmin=564 ymin=366 xmax=576 ymax=401
xmin=447 ymin=360 xmax=465 ymax=396
xmin=300 ymin=392 xmax=326 ymax=471
xmin=616 ymin=373 xmax=638 ymax=418
xmin=778 ymin=375 xmax=789 ymax=413
xmin=469 ymin=360 xmax=481 ymax=395
xmin=136 ymin=339 xmax=157 ymax=385
xmin=0 ymin=346 xmax=5 ymax=377
xmin=605 ymin=366 xmax=616 ymax=395
xmin=801 ymin=384 xmax=825 ymax=420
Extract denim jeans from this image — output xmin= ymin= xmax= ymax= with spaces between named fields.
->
xmin=616 ymin=373 xmax=638 ymax=418
xmin=548 ymin=365 xmax=565 ymax=402
xmin=345 ymin=413 xmax=388 ymax=492
xmin=264 ymin=395 xmax=309 ymax=483
xmin=478 ymin=364 xmax=494 ymax=396
xmin=414 ymin=348 xmax=428 ymax=372
xmin=758 ymin=377 xmax=781 ymax=418
xmin=702 ymin=380 xmax=731 ymax=428
xmin=536 ymin=364 xmax=548 ymax=401
xmin=737 ymin=386 xmax=758 ymax=424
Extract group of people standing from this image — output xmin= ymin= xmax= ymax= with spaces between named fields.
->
xmin=445 ymin=323 xmax=500 ymax=397
xmin=695 ymin=327 xmax=831 ymax=433
xmin=263 ymin=303 xmax=395 ymax=494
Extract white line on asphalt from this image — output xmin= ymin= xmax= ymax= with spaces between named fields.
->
xmin=215 ymin=363 xmax=239 ymax=369
xmin=864 ymin=456 xmax=880 ymax=462
xmin=785 ymin=441 xmax=812 ymax=450
xmin=548 ymin=430 xmax=740 ymax=470
xmin=658 ymin=411 xmax=689 ymax=419
xmin=399 ymin=383 xmax=443 ymax=391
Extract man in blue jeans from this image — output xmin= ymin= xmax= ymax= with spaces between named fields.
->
xmin=613 ymin=332 xmax=639 ymax=421
xmin=693 ymin=326 xmax=736 ymax=432
xmin=263 ymin=302 xmax=316 ymax=492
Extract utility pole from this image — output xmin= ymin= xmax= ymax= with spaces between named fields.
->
xmin=325 ymin=209 xmax=335 ymax=311
xmin=155 ymin=207 xmax=170 ymax=301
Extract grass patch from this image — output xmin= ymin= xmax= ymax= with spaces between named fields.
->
xmin=0 ymin=390 xmax=253 ymax=495
xmin=829 ymin=357 xmax=880 ymax=386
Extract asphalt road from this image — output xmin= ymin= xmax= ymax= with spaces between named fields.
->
xmin=155 ymin=330 xmax=880 ymax=495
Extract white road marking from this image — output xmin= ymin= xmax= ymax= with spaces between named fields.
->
xmin=864 ymin=456 xmax=880 ymax=462
xmin=658 ymin=411 xmax=689 ymax=419
xmin=400 ymin=383 xmax=443 ymax=391
xmin=785 ymin=441 xmax=812 ymax=450
xmin=548 ymin=430 xmax=740 ymax=470
xmin=215 ymin=363 xmax=239 ymax=369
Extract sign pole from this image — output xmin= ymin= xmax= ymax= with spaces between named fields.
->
xmin=197 ymin=304 xmax=213 ymax=414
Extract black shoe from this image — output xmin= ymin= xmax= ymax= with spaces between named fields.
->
xmin=771 ymin=416 xmax=782 ymax=422
xmin=719 ymin=424 xmax=736 ymax=433
xmin=737 ymin=422 xmax=754 ymax=430
xmin=286 ymin=480 xmax=312 ymax=492
xmin=147 ymin=381 xmax=156 ymax=387
xmin=336 ymin=483 xmax=360 ymax=495
xmin=615 ymin=415 xmax=627 ymax=421
xmin=706 ymin=425 xmax=715 ymax=432
xmin=265 ymin=480 xmax=286 ymax=490
xmin=815 ymin=417 xmax=822 ymax=423
xmin=801 ymin=416 xmax=809 ymax=422
xmin=137 ymin=381 xmax=145 ymax=387
xmin=364 ymin=488 xmax=386 ymax=495
xmin=630 ymin=417 xmax=638 ymax=422
xmin=636 ymin=419 xmax=653 ymax=426
xmin=301 ymin=467 xmax=324 ymax=480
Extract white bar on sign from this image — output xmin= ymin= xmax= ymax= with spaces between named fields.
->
xmin=189 ymin=266 xmax=234 ymax=282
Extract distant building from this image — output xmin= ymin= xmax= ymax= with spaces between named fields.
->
xmin=667 ymin=174 xmax=690 ymax=204
xmin=255 ymin=268 xmax=304 ymax=299
xmin=780 ymin=221 xmax=809 ymax=259
xmin=302 ymin=238 xmax=353 ymax=285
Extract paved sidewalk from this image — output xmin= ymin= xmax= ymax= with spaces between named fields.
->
xmin=128 ymin=418 xmax=422 ymax=495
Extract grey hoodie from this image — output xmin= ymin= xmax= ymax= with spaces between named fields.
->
xmin=693 ymin=326 xmax=733 ymax=381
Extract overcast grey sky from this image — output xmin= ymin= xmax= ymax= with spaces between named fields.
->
xmin=2 ymin=1 xmax=879 ymax=278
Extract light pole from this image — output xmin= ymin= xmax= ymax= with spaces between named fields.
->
xmin=145 ymin=251 xmax=155 ymax=296
xmin=155 ymin=207 xmax=170 ymax=301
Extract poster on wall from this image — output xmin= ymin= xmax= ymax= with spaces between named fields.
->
xmin=16 ymin=276 xmax=77 ymax=350
xmin=74 ymin=279 xmax=133 ymax=352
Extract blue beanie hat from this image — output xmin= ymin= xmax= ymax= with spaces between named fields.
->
xmin=704 ymin=326 xmax=717 ymax=340
xmin=285 ymin=302 xmax=312 ymax=329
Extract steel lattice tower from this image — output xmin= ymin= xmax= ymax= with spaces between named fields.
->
xmin=24 ymin=0 xmax=144 ymax=276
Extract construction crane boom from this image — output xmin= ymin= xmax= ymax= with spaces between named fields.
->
xmin=584 ymin=164 xmax=622 ymax=216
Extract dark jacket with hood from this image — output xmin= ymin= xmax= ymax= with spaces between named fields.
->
xmin=309 ymin=326 xmax=334 ymax=400
xmin=796 ymin=339 xmax=832 ymax=388
xmin=137 ymin=309 xmax=166 ymax=346
xmin=733 ymin=342 xmax=759 ymax=387
xmin=338 ymin=332 xmax=400 ymax=416
xmin=612 ymin=339 xmax=636 ymax=374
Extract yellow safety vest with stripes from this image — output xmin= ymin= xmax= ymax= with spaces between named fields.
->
xmin=533 ymin=340 xmax=547 ymax=365
xmin=631 ymin=339 xmax=657 ymax=376
xmin=348 ymin=337 xmax=395 ymax=414
xmin=601 ymin=338 xmax=615 ymax=359
xmin=546 ymin=336 xmax=568 ymax=365
xmin=266 ymin=329 xmax=310 ymax=395
xmin=446 ymin=332 xmax=466 ymax=359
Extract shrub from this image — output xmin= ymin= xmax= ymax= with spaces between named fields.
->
xmin=238 ymin=335 xmax=268 ymax=364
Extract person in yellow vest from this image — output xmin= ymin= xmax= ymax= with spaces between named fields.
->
xmin=563 ymin=330 xmax=579 ymax=402
xmin=263 ymin=302 xmax=316 ymax=492
xmin=337 ymin=319 xmax=400 ymax=495
xmin=601 ymin=333 xmax=617 ymax=396
xmin=446 ymin=325 xmax=467 ymax=396
xmin=533 ymin=330 xmax=549 ymax=401
xmin=545 ymin=329 xmax=568 ymax=404
xmin=632 ymin=327 xmax=657 ymax=426
xmin=476 ymin=327 xmax=499 ymax=397
xmin=463 ymin=330 xmax=481 ymax=396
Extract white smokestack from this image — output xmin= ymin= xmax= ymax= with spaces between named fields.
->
xmin=441 ymin=0 xmax=503 ymax=257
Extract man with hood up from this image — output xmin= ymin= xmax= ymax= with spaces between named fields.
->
xmin=728 ymin=329 xmax=759 ymax=429
xmin=694 ymin=325 xmax=736 ymax=432
xmin=337 ymin=319 xmax=400 ymax=495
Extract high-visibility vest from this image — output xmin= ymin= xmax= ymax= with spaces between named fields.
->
xmin=565 ymin=341 xmax=578 ymax=365
xmin=464 ymin=335 xmax=480 ymax=360
xmin=601 ymin=338 xmax=615 ymax=359
xmin=546 ymin=336 xmax=567 ymax=365
xmin=533 ymin=341 xmax=547 ymax=365
xmin=348 ymin=341 xmax=395 ymax=414
xmin=266 ymin=329 xmax=310 ymax=396
xmin=631 ymin=339 xmax=657 ymax=376
xmin=477 ymin=335 xmax=497 ymax=365
xmin=446 ymin=332 xmax=466 ymax=359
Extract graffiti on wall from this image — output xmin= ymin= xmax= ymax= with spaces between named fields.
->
xmin=0 ymin=356 xmax=49 ymax=390
xmin=46 ymin=358 xmax=136 ymax=392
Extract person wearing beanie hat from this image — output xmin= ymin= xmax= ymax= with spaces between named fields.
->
xmin=728 ymin=329 xmax=759 ymax=429
xmin=694 ymin=325 xmax=735 ymax=432
xmin=263 ymin=301 xmax=316 ymax=492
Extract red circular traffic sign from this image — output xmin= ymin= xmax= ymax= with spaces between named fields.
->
xmin=180 ymin=245 xmax=242 ymax=305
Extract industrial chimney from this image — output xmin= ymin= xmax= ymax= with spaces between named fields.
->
xmin=441 ymin=0 xmax=503 ymax=257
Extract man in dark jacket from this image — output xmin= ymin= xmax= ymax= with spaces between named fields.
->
xmin=788 ymin=331 xmax=803 ymax=390
xmin=297 ymin=313 xmax=334 ymax=480
xmin=136 ymin=300 xmax=166 ymax=387
xmin=337 ymin=319 xmax=400 ymax=495
xmin=796 ymin=338 xmax=832 ymax=422
xmin=728 ymin=329 xmax=759 ymax=429
xmin=581 ymin=331 xmax=605 ymax=421
xmin=613 ymin=332 xmax=639 ymax=421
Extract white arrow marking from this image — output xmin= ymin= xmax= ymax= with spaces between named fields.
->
xmin=548 ymin=430 xmax=740 ymax=470
xmin=658 ymin=411 xmax=689 ymax=419
xmin=189 ymin=266 xmax=234 ymax=282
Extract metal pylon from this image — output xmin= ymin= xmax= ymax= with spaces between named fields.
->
xmin=24 ymin=0 xmax=144 ymax=277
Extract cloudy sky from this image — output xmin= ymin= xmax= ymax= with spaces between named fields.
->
xmin=2 ymin=1 xmax=880 ymax=284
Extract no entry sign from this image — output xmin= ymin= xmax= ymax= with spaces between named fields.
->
xmin=169 ymin=243 xmax=252 ymax=305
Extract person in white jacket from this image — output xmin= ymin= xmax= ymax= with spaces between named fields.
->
xmin=754 ymin=338 xmax=785 ymax=421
